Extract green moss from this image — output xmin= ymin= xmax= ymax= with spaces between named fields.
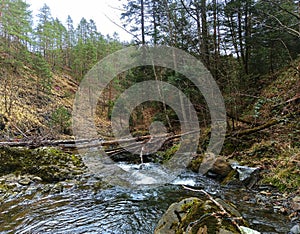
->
xmin=221 ymin=136 xmax=256 ymax=156
xmin=93 ymin=180 xmax=113 ymax=191
xmin=221 ymin=170 xmax=239 ymax=186
xmin=157 ymin=144 xmax=180 ymax=163
xmin=180 ymin=200 xmax=196 ymax=211
xmin=261 ymin=148 xmax=300 ymax=192
xmin=0 ymin=146 xmax=85 ymax=182
xmin=179 ymin=199 xmax=241 ymax=233
xmin=188 ymin=154 xmax=204 ymax=172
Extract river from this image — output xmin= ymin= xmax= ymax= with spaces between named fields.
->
xmin=0 ymin=163 xmax=291 ymax=233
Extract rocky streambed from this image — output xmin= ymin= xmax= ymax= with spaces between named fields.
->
xmin=0 ymin=146 xmax=299 ymax=233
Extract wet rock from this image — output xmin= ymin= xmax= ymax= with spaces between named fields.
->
xmin=290 ymin=224 xmax=300 ymax=234
xmin=219 ymin=229 xmax=235 ymax=234
xmin=222 ymin=163 xmax=260 ymax=188
xmin=231 ymin=163 xmax=260 ymax=181
xmin=221 ymin=170 xmax=241 ymax=187
xmin=50 ymin=182 xmax=64 ymax=194
xmin=189 ymin=154 xmax=233 ymax=180
xmin=206 ymin=157 xmax=233 ymax=180
xmin=215 ymin=198 xmax=241 ymax=217
xmin=41 ymin=184 xmax=52 ymax=194
xmin=154 ymin=197 xmax=249 ymax=234
xmin=240 ymin=226 xmax=261 ymax=234
xmin=18 ymin=177 xmax=32 ymax=186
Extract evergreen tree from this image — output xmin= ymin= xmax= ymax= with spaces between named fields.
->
xmin=51 ymin=18 xmax=67 ymax=70
xmin=0 ymin=0 xmax=32 ymax=47
xmin=65 ymin=15 xmax=75 ymax=68
xmin=35 ymin=4 xmax=53 ymax=58
xmin=251 ymin=0 xmax=300 ymax=73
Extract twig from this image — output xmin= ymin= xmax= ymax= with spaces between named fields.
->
xmin=182 ymin=185 xmax=227 ymax=214
xmin=104 ymin=14 xmax=140 ymax=42
xmin=11 ymin=123 xmax=27 ymax=138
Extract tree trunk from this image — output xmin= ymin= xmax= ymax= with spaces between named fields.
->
xmin=141 ymin=0 xmax=145 ymax=45
xmin=200 ymin=0 xmax=210 ymax=69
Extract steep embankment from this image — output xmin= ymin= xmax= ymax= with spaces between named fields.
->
xmin=224 ymin=59 xmax=300 ymax=192
xmin=0 ymin=47 xmax=78 ymax=139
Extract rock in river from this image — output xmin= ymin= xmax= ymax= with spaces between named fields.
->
xmin=154 ymin=196 xmax=255 ymax=234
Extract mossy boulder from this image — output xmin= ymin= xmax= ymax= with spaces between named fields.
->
xmin=0 ymin=146 xmax=85 ymax=182
xmin=188 ymin=154 xmax=233 ymax=181
xmin=155 ymin=197 xmax=249 ymax=234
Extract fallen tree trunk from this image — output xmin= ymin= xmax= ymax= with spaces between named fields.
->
xmin=229 ymin=118 xmax=278 ymax=137
xmin=229 ymin=109 xmax=299 ymax=138
xmin=0 ymin=138 xmax=101 ymax=148
xmin=0 ymin=130 xmax=198 ymax=150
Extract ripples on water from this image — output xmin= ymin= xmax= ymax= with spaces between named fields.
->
xmin=0 ymin=164 xmax=291 ymax=234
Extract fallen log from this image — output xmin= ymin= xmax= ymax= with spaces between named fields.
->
xmin=228 ymin=109 xmax=300 ymax=138
xmin=0 ymin=138 xmax=101 ymax=148
xmin=0 ymin=130 xmax=198 ymax=152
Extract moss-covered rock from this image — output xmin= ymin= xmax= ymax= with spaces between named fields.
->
xmin=0 ymin=146 xmax=85 ymax=182
xmin=188 ymin=154 xmax=233 ymax=181
xmin=156 ymin=144 xmax=180 ymax=163
xmin=188 ymin=154 xmax=204 ymax=172
xmin=155 ymin=197 xmax=249 ymax=234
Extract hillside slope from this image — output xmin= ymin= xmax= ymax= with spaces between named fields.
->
xmin=0 ymin=47 xmax=78 ymax=139
xmin=224 ymin=59 xmax=300 ymax=192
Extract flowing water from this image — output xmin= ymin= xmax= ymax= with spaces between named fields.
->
xmin=0 ymin=163 xmax=292 ymax=233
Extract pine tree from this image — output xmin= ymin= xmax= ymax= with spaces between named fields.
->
xmin=65 ymin=15 xmax=75 ymax=68
xmin=0 ymin=0 xmax=32 ymax=47
xmin=35 ymin=4 xmax=53 ymax=58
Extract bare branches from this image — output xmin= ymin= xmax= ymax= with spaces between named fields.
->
xmin=265 ymin=12 xmax=300 ymax=38
xmin=180 ymin=0 xmax=198 ymax=22
xmin=264 ymin=0 xmax=300 ymax=20
xmin=104 ymin=14 xmax=140 ymax=42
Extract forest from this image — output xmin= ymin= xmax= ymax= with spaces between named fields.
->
xmin=0 ymin=0 xmax=299 ymax=233
xmin=0 ymin=0 xmax=299 ymax=132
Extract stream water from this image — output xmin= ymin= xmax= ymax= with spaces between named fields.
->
xmin=0 ymin=162 xmax=292 ymax=234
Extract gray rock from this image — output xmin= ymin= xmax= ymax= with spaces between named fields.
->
xmin=240 ymin=226 xmax=261 ymax=234
xmin=231 ymin=163 xmax=259 ymax=181
xmin=208 ymin=157 xmax=233 ymax=179
xmin=155 ymin=197 xmax=201 ymax=234
xmin=290 ymin=224 xmax=300 ymax=234
xmin=219 ymin=229 xmax=235 ymax=234
xmin=18 ymin=178 xmax=31 ymax=186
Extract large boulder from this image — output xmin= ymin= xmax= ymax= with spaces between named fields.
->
xmin=189 ymin=154 xmax=233 ymax=180
xmin=154 ymin=196 xmax=253 ymax=234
